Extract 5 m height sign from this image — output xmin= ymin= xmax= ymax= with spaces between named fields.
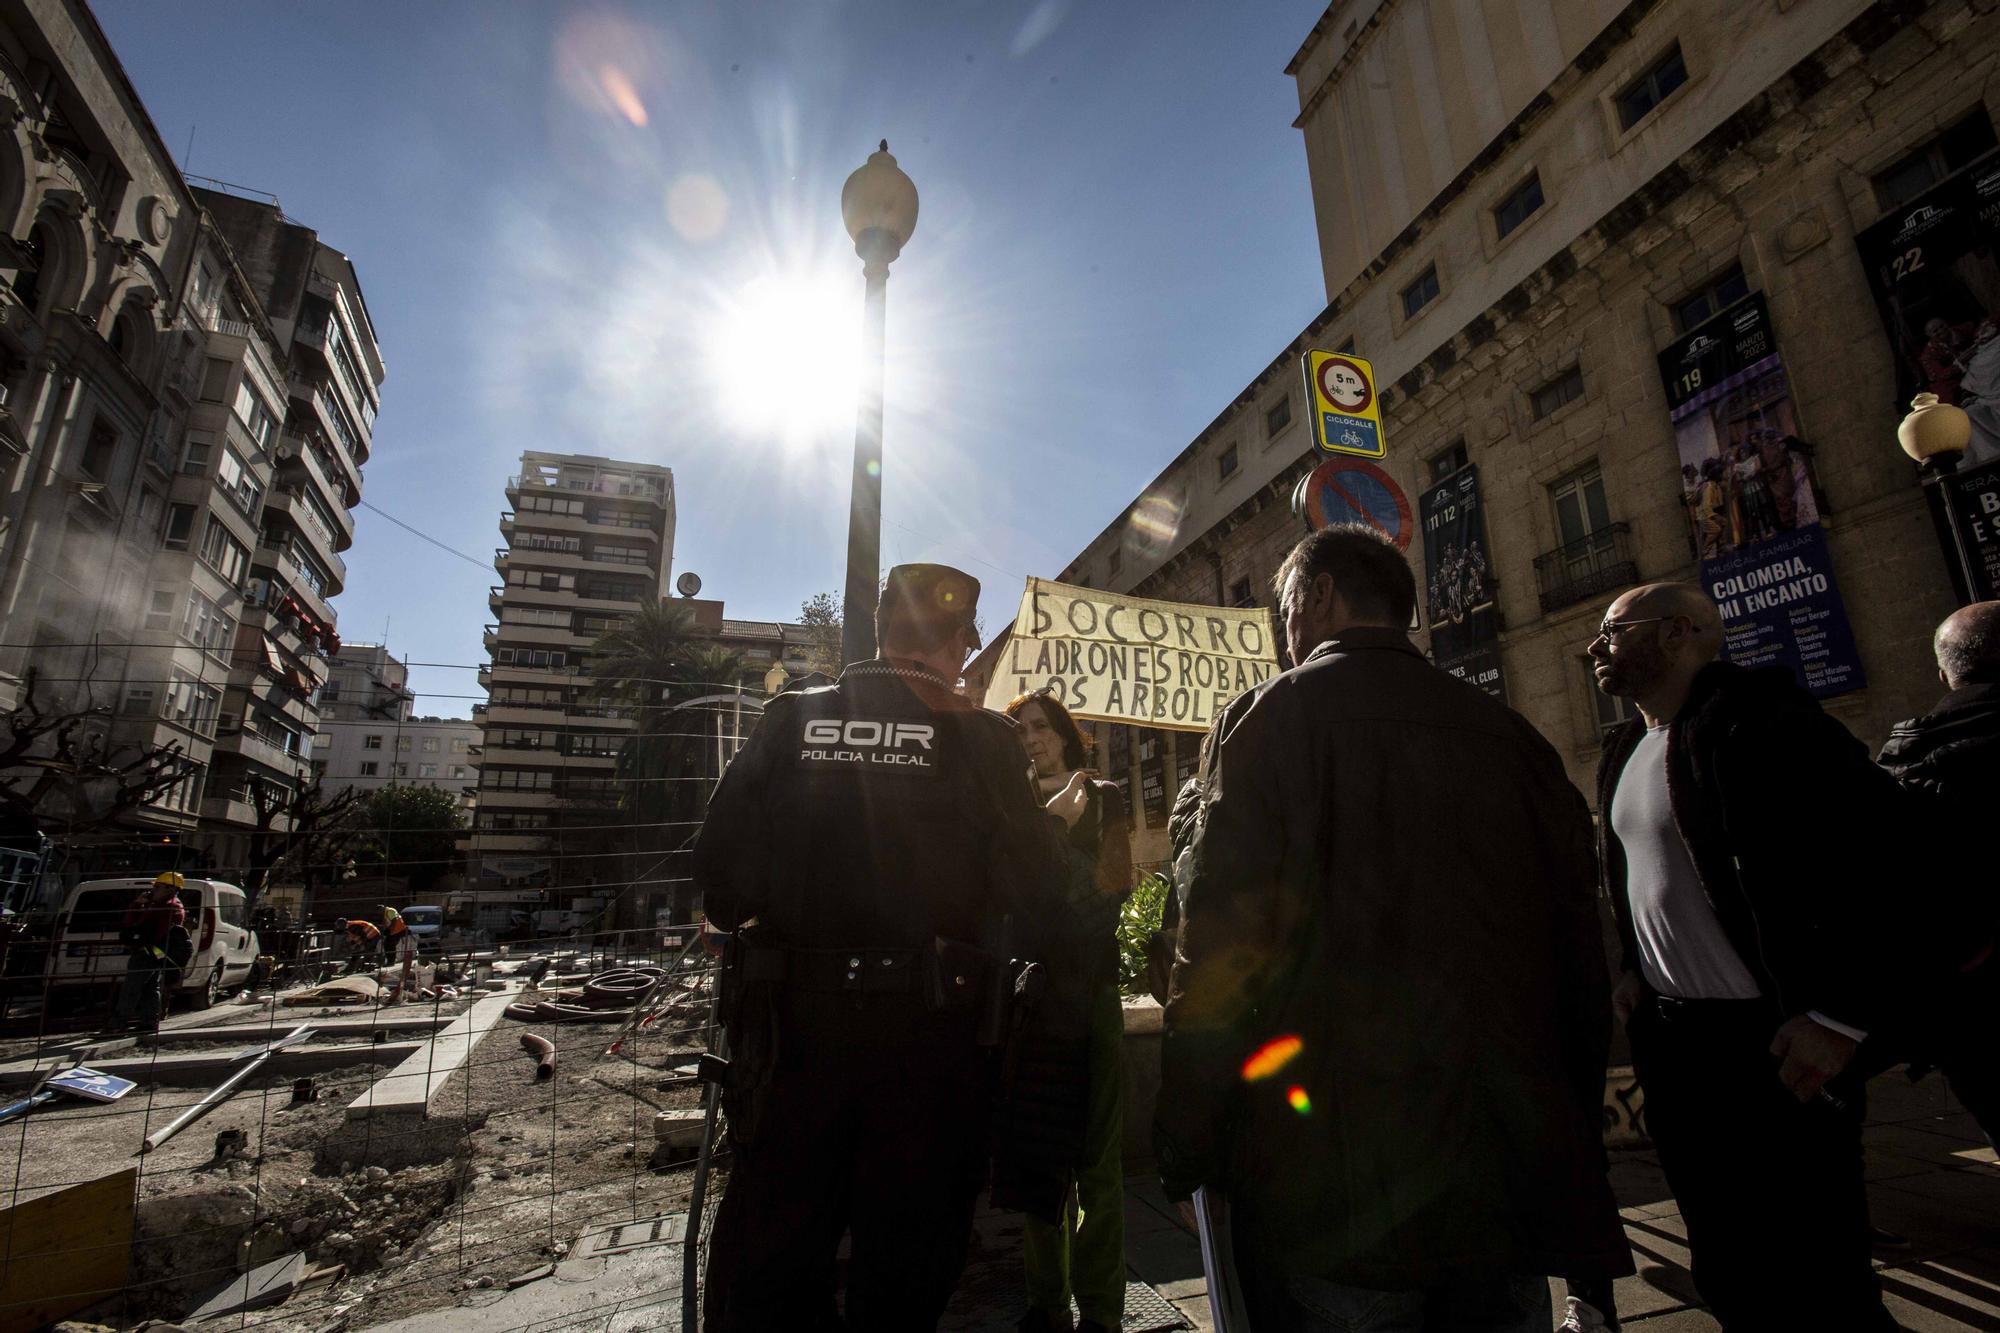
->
xmin=1303 ymin=349 xmax=1386 ymax=458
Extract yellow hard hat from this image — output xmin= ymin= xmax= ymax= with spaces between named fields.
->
xmin=153 ymin=871 xmax=185 ymax=890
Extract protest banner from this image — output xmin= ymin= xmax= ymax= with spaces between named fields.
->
xmin=983 ymin=578 xmax=1280 ymax=732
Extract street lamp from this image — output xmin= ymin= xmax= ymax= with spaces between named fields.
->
xmin=1899 ymin=392 xmax=1978 ymax=603
xmin=838 ymin=140 xmax=918 ymax=668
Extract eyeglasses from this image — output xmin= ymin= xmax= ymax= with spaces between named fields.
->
xmin=1593 ymin=616 xmax=1678 ymax=642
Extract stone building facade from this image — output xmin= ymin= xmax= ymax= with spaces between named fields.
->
xmin=1058 ymin=0 xmax=1986 ymax=865
xmin=0 ymin=0 xmax=383 ymax=879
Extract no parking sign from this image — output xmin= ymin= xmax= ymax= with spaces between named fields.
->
xmin=1292 ymin=457 xmax=1413 ymax=550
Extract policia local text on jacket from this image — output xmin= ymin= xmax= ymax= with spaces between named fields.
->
xmin=692 ymin=643 xmax=1087 ymax=1330
xmin=1157 ymin=627 xmax=1629 ymax=1317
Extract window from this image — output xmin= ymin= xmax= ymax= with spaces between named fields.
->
xmin=1615 ymin=43 xmax=1688 ymax=131
xmin=363 ymin=734 xmax=382 ymax=749
xmin=1428 ymin=440 xmax=1470 ymax=483
xmin=452 ymin=738 xmax=470 ymax=753
xmin=396 ymin=736 xmax=412 ymax=752
xmin=359 ymin=761 xmax=379 ymax=777
xmin=1217 ymin=443 xmax=1238 ymax=481
xmin=1873 ymin=109 xmax=2000 ymax=211
xmin=1532 ymin=366 xmax=1586 ymax=420
xmin=199 ymin=358 xmax=232 ymax=403
xmin=1673 ymin=265 xmax=1750 ymax=333
xmin=1335 ymin=337 xmax=1357 ymax=356
xmin=1228 ymin=578 xmax=1255 ymax=608
xmin=181 ymin=590 xmax=234 ymax=656
xmin=1401 ymin=265 xmax=1440 ymax=319
xmin=232 ymin=379 xmax=278 ymax=450
xmin=418 ymin=763 xmax=438 ymax=778
xmin=163 ymin=504 xmax=196 ymax=550
xmin=162 ymin=671 xmax=221 ymax=735
xmin=589 ymin=542 xmax=649 ymax=566
xmin=1551 ymin=463 xmax=1614 ymax=550
xmin=1493 ymin=172 xmax=1545 ymax=239
xmin=1264 ymin=398 xmax=1291 ymax=436
xmin=449 ymin=765 xmax=469 ymax=779
xmin=198 ymin=518 xmax=249 ymax=584
xmin=80 ymin=421 xmax=117 ymax=479
xmin=143 ymin=589 xmax=175 ymax=631
xmin=215 ymin=447 xmax=260 ymax=515
xmin=393 ymin=763 xmax=409 ymax=778
xmin=180 ymin=439 xmax=210 ymax=476
xmin=486 ymin=768 xmax=554 ymax=791
xmin=121 ymin=686 xmax=155 ymax=717
xmin=10 ymin=223 xmax=47 ymax=310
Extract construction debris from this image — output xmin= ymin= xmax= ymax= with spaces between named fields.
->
xmin=519 ymin=1033 xmax=555 ymax=1081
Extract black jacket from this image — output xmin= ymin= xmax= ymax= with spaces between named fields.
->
xmin=1157 ymin=628 xmax=1628 ymax=1290
xmin=693 ymin=660 xmax=1072 ymax=951
xmin=1597 ymin=662 xmax=1913 ymax=1032
xmin=1877 ymin=681 xmax=2000 ymax=810
xmin=1877 ymin=681 xmax=2000 ymax=965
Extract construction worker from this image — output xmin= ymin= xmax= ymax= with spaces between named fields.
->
xmin=336 ymin=916 xmax=382 ymax=974
xmin=692 ymin=564 xmax=1088 ymax=1330
xmin=113 ymin=873 xmax=186 ymax=1032
xmin=382 ymin=906 xmax=418 ymax=1002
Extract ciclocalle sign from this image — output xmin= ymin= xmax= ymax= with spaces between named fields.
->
xmin=983 ymin=577 xmax=1281 ymax=732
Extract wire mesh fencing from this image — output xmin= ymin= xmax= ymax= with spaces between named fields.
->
xmin=0 ymin=916 xmax=727 ymax=1333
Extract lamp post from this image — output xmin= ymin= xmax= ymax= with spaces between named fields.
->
xmin=1899 ymin=392 xmax=1981 ymax=604
xmin=838 ymin=141 xmax=918 ymax=668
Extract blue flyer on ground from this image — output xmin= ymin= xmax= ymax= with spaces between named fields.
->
xmin=46 ymin=1067 xmax=136 ymax=1103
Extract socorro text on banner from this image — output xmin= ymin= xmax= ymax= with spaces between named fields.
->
xmin=983 ymin=578 xmax=1280 ymax=732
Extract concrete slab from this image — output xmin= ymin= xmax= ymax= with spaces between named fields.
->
xmin=186 ymin=1249 xmax=307 ymax=1320
xmin=361 ymin=1212 xmax=688 ymax=1332
xmin=344 ymin=989 xmax=517 ymax=1122
xmin=0 ymin=1040 xmax=422 ymax=1088
xmin=142 ymin=1015 xmax=453 ymax=1044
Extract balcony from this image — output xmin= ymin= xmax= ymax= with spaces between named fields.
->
xmin=480 ymin=703 xmax=567 ymax=726
xmin=1532 ymin=523 xmax=1638 ymax=615
xmin=275 ymin=434 xmax=358 ymax=537
xmin=211 ymin=724 xmax=303 ymax=774
xmin=270 ymin=489 xmax=351 ymax=569
xmin=283 ymin=428 xmax=362 ymax=507
xmin=198 ymin=792 xmax=259 ymax=829
xmin=508 ymin=473 xmax=670 ymax=506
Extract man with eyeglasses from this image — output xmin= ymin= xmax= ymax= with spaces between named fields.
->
xmin=1589 ymin=581 xmax=1907 ymax=1330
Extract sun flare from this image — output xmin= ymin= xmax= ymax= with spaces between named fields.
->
xmin=705 ymin=270 xmax=862 ymax=447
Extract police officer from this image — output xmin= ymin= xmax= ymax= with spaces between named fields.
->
xmin=694 ymin=563 xmax=1089 ymax=1331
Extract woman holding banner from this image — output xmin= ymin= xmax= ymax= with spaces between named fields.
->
xmin=1007 ymin=688 xmax=1134 ymax=1333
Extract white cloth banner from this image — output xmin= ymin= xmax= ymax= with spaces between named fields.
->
xmin=981 ymin=577 xmax=1280 ymax=732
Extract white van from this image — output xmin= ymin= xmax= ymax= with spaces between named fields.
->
xmin=48 ymin=878 xmax=261 ymax=1009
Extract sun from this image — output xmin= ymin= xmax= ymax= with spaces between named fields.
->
xmin=705 ymin=270 xmax=861 ymax=447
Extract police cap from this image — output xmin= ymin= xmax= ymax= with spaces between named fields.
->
xmin=877 ymin=564 xmax=982 ymax=651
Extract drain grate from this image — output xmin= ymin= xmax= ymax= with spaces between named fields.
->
xmin=572 ymin=1211 xmax=687 ymax=1259
xmin=1112 ymin=1279 xmax=1191 ymax=1332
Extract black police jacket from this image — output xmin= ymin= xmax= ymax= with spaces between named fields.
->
xmin=692 ymin=658 xmax=1074 ymax=959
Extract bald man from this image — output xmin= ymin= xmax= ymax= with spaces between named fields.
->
xmin=1589 ymin=582 xmax=1907 ymax=1331
xmin=1875 ymin=600 xmax=2000 ymax=1143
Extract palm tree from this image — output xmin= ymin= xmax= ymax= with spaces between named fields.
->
xmin=675 ymin=643 xmax=748 ymax=701
xmin=590 ymin=600 xmax=697 ymax=715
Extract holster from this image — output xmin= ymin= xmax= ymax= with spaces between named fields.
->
xmin=715 ymin=932 xmax=783 ymax=1146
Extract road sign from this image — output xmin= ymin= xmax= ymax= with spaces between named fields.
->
xmin=1303 ymin=349 xmax=1387 ymax=458
xmin=1292 ymin=457 xmax=1413 ymax=550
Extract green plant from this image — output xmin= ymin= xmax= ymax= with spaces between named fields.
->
xmin=1115 ymin=871 xmax=1171 ymax=996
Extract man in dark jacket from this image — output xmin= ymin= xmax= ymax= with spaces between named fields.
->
xmin=693 ymin=564 xmax=1088 ymax=1331
xmin=1158 ymin=524 xmax=1629 ymax=1331
xmin=1589 ymin=581 xmax=1907 ymax=1331
xmin=1875 ymin=599 xmax=2000 ymax=1141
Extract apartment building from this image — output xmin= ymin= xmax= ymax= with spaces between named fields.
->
xmin=315 ymin=641 xmax=414 ymax=723
xmin=1061 ymin=0 xmax=1987 ymax=864
xmin=0 ymin=1 xmax=382 ymax=873
xmin=471 ymin=452 xmax=675 ymax=882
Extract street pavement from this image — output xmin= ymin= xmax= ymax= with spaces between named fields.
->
xmin=946 ymin=1070 xmax=2000 ymax=1331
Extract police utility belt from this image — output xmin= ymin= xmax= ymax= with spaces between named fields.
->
xmin=735 ymin=939 xmax=997 ymax=1011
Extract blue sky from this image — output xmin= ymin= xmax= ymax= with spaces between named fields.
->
xmin=95 ymin=1 xmax=1328 ymax=717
